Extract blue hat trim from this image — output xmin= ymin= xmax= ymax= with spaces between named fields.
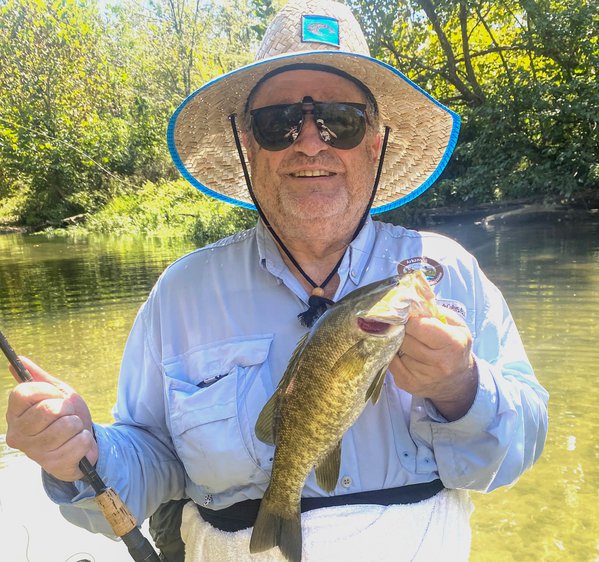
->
xmin=167 ymin=50 xmax=461 ymax=214
xmin=371 ymin=110 xmax=460 ymax=215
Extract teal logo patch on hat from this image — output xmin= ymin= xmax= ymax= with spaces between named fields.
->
xmin=301 ymin=15 xmax=340 ymax=47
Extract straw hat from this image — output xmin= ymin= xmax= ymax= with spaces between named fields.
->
xmin=167 ymin=0 xmax=460 ymax=214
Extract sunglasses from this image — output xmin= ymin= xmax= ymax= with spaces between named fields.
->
xmin=249 ymin=96 xmax=367 ymax=151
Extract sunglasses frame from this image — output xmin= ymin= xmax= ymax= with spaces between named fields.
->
xmin=249 ymin=96 xmax=368 ymax=151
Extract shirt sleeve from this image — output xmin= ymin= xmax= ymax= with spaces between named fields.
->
xmin=410 ymin=256 xmax=549 ymax=492
xmin=43 ymin=290 xmax=186 ymax=536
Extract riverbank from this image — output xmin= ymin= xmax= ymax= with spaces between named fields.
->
xmin=3 ymin=187 xmax=598 ymax=237
xmin=381 ymin=189 xmax=599 ymax=229
xmin=0 ymin=179 xmax=256 ymax=245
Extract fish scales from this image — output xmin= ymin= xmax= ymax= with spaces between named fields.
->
xmin=250 ymin=272 xmax=441 ymax=562
xmin=266 ymin=321 xmax=381 ymax=507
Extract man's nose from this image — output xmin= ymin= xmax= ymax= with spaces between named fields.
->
xmin=292 ymin=114 xmax=329 ymax=156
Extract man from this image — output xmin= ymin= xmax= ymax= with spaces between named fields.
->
xmin=5 ymin=1 xmax=548 ymax=561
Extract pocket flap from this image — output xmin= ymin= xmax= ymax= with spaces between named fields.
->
xmin=163 ymin=334 xmax=273 ymax=385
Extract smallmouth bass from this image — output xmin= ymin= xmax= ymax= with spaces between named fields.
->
xmin=250 ymin=271 xmax=443 ymax=561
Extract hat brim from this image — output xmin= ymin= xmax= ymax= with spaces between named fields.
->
xmin=167 ymin=50 xmax=460 ymax=214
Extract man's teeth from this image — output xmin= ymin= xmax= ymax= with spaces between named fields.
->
xmin=292 ymin=170 xmax=333 ymax=177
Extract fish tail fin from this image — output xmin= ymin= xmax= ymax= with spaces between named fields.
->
xmin=250 ymin=497 xmax=302 ymax=562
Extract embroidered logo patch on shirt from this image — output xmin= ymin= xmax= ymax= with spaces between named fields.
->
xmin=301 ymin=15 xmax=340 ymax=47
xmin=436 ymin=299 xmax=467 ymax=320
xmin=397 ymin=257 xmax=444 ymax=285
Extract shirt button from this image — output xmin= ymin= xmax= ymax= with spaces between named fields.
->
xmin=341 ymin=476 xmax=352 ymax=488
xmin=203 ymin=494 xmax=213 ymax=506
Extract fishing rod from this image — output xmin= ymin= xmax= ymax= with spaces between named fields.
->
xmin=0 ymin=330 xmax=161 ymax=562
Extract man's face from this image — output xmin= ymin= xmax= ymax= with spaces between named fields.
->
xmin=245 ymin=70 xmax=381 ymax=235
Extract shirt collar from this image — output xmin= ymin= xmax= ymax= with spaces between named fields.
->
xmin=256 ymin=219 xmax=285 ymax=278
xmin=255 ymin=216 xmax=377 ymax=291
xmin=343 ymin=216 xmax=376 ymax=288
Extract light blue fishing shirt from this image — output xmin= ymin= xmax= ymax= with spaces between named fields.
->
xmin=44 ymin=217 xmax=549 ymax=536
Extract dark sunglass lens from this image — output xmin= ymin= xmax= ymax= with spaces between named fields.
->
xmin=251 ymin=104 xmax=303 ymax=151
xmin=315 ymin=104 xmax=366 ymax=149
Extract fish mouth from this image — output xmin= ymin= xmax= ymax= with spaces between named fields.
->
xmin=354 ymin=271 xmax=440 ymax=335
xmin=356 ymin=284 xmax=417 ymax=331
xmin=356 ymin=306 xmax=411 ymax=335
xmin=356 ymin=317 xmax=396 ymax=334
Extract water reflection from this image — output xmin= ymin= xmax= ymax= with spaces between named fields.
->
xmin=0 ymin=234 xmax=197 ymax=448
xmin=0 ymin=234 xmax=197 ymax=321
xmin=0 ymin=217 xmax=598 ymax=561
xmin=436 ymin=218 xmax=599 ymax=562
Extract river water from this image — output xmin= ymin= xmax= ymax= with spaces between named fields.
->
xmin=0 ymin=215 xmax=598 ymax=561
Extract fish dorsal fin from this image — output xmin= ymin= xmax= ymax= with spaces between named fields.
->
xmin=255 ymin=390 xmax=279 ymax=445
xmin=365 ymin=366 xmax=387 ymax=405
xmin=315 ymin=440 xmax=342 ymax=493
xmin=255 ymin=333 xmax=309 ymax=445
xmin=286 ymin=331 xmax=310 ymax=370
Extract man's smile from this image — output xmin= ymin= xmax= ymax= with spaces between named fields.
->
xmin=290 ymin=170 xmax=336 ymax=178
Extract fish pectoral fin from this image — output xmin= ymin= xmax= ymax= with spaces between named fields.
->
xmin=315 ymin=440 xmax=342 ymax=493
xmin=365 ymin=365 xmax=387 ymax=405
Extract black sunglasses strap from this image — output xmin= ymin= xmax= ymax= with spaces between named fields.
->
xmin=353 ymin=125 xmax=391 ymax=237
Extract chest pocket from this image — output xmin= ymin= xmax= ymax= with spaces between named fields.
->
xmin=163 ymin=335 xmax=274 ymax=493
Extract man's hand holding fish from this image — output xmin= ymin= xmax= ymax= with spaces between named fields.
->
xmin=391 ymin=310 xmax=478 ymax=421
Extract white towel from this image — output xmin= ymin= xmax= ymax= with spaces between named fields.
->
xmin=181 ymin=489 xmax=473 ymax=562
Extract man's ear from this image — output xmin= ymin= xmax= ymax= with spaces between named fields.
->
xmin=241 ymin=131 xmax=256 ymax=161
xmin=370 ymin=132 xmax=382 ymax=163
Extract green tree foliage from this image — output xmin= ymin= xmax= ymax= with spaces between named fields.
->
xmin=0 ymin=0 xmax=597 ymax=230
xmin=348 ymin=0 xmax=598 ymax=208
xmin=0 ymin=0 xmax=262 ymax=226
xmin=0 ymin=0 xmax=120 ymax=224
